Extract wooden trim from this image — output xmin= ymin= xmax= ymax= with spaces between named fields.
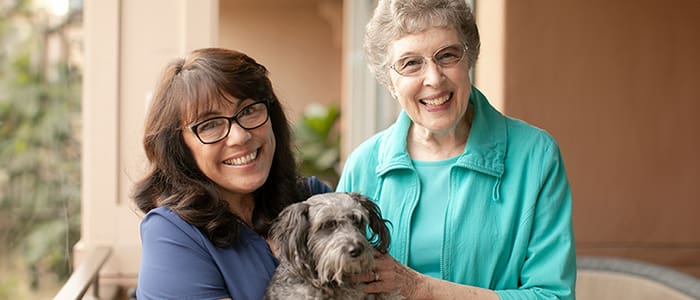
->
xmin=53 ymin=246 xmax=113 ymax=300
xmin=341 ymin=0 xmax=397 ymax=164
xmin=474 ymin=0 xmax=505 ymax=112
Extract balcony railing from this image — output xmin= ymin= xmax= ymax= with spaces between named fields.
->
xmin=53 ymin=246 xmax=118 ymax=300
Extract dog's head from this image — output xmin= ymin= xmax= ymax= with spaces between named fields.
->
xmin=270 ymin=192 xmax=391 ymax=285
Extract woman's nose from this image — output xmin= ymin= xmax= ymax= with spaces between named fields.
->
xmin=224 ymin=123 xmax=252 ymax=146
xmin=422 ymin=60 xmax=445 ymax=86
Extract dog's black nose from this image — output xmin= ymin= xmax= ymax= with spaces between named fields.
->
xmin=349 ymin=243 xmax=365 ymax=257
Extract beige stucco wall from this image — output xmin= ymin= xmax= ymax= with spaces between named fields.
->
xmin=218 ymin=0 xmax=342 ymax=122
xmin=502 ymin=0 xmax=700 ymax=277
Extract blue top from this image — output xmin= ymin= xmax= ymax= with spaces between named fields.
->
xmin=136 ymin=206 xmax=276 ymax=300
xmin=137 ymin=177 xmax=332 ymax=300
xmin=408 ymin=157 xmax=457 ymax=278
xmin=337 ymin=87 xmax=576 ymax=300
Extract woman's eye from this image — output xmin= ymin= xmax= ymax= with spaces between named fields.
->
xmin=199 ymin=119 xmax=225 ymax=132
xmin=238 ymin=106 xmax=254 ymax=117
xmin=438 ymin=52 xmax=456 ymax=60
xmin=403 ymin=57 xmax=423 ymax=68
xmin=436 ymin=47 xmax=463 ymax=64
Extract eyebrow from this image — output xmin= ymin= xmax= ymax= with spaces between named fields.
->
xmin=194 ymin=98 xmax=257 ymax=120
xmin=394 ymin=44 xmax=457 ymax=62
xmin=193 ymin=110 xmax=223 ymax=121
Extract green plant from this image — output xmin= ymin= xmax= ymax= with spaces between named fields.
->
xmin=0 ymin=0 xmax=82 ymax=294
xmin=293 ymin=103 xmax=341 ymax=188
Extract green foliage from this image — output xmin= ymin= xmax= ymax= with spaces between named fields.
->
xmin=0 ymin=274 xmax=21 ymax=299
xmin=294 ymin=103 xmax=341 ymax=188
xmin=0 ymin=0 xmax=82 ymax=292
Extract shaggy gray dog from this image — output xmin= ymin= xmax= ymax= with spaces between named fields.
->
xmin=264 ymin=192 xmax=401 ymax=300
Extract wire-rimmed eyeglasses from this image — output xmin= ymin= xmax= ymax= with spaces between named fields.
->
xmin=389 ymin=44 xmax=468 ymax=77
xmin=189 ymin=100 xmax=270 ymax=144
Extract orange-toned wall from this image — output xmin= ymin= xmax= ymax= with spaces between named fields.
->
xmin=502 ymin=0 xmax=700 ymax=277
xmin=218 ymin=1 xmax=342 ymax=121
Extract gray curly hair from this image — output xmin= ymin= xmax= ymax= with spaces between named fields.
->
xmin=364 ymin=0 xmax=481 ymax=86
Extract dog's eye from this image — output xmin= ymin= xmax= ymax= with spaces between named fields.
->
xmin=352 ymin=216 xmax=363 ymax=227
xmin=320 ymin=220 xmax=337 ymax=231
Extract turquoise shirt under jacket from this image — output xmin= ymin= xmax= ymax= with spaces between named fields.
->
xmin=336 ymin=86 xmax=576 ymax=300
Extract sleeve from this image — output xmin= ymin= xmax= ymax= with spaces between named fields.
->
xmin=136 ymin=210 xmax=230 ymax=300
xmin=307 ymin=175 xmax=333 ymax=195
xmin=497 ymin=144 xmax=577 ymax=300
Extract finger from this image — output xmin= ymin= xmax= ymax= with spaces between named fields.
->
xmin=350 ymin=271 xmax=376 ymax=284
xmin=362 ymin=281 xmax=385 ymax=294
xmin=373 ymin=253 xmax=398 ymax=269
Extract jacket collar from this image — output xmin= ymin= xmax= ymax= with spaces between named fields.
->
xmin=376 ymin=86 xmax=506 ymax=178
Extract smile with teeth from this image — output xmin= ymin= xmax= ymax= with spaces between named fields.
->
xmin=224 ymin=150 xmax=258 ymax=166
xmin=421 ymin=93 xmax=451 ymax=106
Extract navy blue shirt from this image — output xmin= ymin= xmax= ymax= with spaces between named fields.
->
xmin=136 ymin=206 xmax=277 ymax=299
xmin=136 ymin=177 xmax=331 ymax=299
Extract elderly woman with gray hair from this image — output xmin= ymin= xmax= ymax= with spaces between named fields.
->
xmin=337 ymin=0 xmax=576 ymax=299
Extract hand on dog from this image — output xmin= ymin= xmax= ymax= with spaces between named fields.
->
xmin=352 ymin=250 xmax=425 ymax=299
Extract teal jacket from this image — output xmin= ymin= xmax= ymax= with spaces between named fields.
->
xmin=337 ymin=87 xmax=576 ymax=300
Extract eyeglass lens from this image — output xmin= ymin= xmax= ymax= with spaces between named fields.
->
xmin=193 ymin=101 xmax=269 ymax=144
xmin=391 ymin=44 xmax=466 ymax=76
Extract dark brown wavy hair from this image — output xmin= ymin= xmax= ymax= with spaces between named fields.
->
xmin=132 ymin=48 xmax=310 ymax=247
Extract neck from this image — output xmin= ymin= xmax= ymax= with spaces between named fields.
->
xmin=408 ymin=106 xmax=473 ymax=161
xmin=225 ymin=193 xmax=255 ymax=226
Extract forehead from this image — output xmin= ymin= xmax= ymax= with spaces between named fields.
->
xmin=181 ymin=92 xmax=243 ymax=125
xmin=389 ymin=27 xmax=460 ymax=58
xmin=306 ymin=194 xmax=366 ymax=219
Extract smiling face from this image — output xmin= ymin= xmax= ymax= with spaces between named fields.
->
xmin=182 ymin=96 xmax=275 ymax=202
xmin=387 ymin=26 xmax=472 ymax=136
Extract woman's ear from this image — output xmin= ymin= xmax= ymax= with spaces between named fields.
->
xmin=387 ymin=86 xmax=398 ymax=100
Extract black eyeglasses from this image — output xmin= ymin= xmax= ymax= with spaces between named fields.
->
xmin=390 ymin=44 xmax=468 ymax=77
xmin=189 ymin=101 xmax=270 ymax=144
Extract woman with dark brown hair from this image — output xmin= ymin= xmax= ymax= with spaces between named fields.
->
xmin=133 ymin=48 xmax=330 ymax=300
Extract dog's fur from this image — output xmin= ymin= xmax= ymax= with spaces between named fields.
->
xmin=264 ymin=192 xmax=401 ymax=300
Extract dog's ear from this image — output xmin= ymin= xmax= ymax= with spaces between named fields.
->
xmin=352 ymin=193 xmax=391 ymax=253
xmin=271 ymin=202 xmax=311 ymax=264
